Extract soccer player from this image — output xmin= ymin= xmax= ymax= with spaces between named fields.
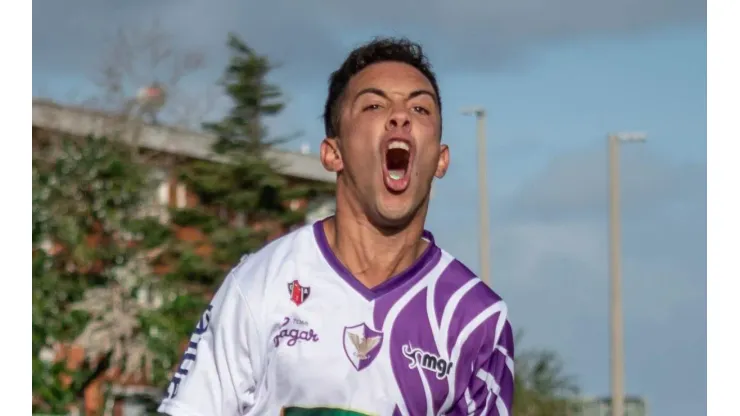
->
xmin=158 ymin=37 xmax=515 ymax=416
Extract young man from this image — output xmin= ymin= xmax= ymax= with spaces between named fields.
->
xmin=158 ymin=37 xmax=514 ymax=416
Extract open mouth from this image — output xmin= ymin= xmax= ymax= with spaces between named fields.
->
xmin=386 ymin=142 xmax=410 ymax=179
xmin=383 ymin=140 xmax=412 ymax=192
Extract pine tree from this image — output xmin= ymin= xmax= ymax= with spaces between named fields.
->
xmin=149 ymin=33 xmax=331 ymax=391
xmin=168 ymin=33 xmax=325 ymax=288
xmin=32 ymin=134 xmax=173 ymax=413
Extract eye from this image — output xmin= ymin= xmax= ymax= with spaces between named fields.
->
xmin=412 ymin=106 xmax=430 ymax=115
xmin=363 ymin=104 xmax=382 ymax=111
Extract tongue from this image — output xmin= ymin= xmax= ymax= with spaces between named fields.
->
xmin=384 ymin=168 xmax=410 ymax=192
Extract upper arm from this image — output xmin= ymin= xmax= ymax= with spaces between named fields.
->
xmin=460 ymin=309 xmax=515 ymax=416
xmin=158 ymin=264 xmax=262 ymax=416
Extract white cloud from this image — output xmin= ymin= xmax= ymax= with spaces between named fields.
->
xmin=33 ymin=0 xmax=706 ymax=82
xmin=507 ymin=146 xmax=706 ymax=221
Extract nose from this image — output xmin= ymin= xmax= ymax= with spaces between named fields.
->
xmin=386 ymin=106 xmax=411 ymax=132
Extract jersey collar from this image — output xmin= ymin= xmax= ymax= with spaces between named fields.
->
xmin=312 ymin=218 xmax=441 ymax=301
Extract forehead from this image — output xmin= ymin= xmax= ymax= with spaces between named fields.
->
xmin=347 ymin=61 xmax=434 ymax=96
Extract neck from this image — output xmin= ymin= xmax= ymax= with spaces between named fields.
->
xmin=324 ymin=196 xmax=429 ymax=289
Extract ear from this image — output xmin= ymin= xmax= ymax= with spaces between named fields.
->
xmin=434 ymin=144 xmax=449 ymax=178
xmin=320 ymin=137 xmax=344 ymax=173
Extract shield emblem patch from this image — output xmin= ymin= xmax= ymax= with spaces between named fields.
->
xmin=343 ymin=323 xmax=384 ymax=371
xmin=288 ymin=280 xmax=310 ymax=306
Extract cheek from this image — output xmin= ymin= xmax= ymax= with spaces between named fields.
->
xmin=415 ymin=144 xmax=441 ymax=173
xmin=341 ymin=139 xmax=378 ymax=174
xmin=343 ymin=125 xmax=381 ymax=160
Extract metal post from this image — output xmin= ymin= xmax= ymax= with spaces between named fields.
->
xmin=608 ymin=134 xmax=625 ymax=416
xmin=476 ymin=112 xmax=491 ymax=287
xmin=462 ymin=107 xmax=493 ymax=287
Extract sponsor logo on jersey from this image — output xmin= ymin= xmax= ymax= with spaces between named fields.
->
xmin=273 ymin=315 xmax=320 ymax=347
xmin=401 ymin=343 xmax=454 ymax=380
xmin=288 ymin=280 xmax=311 ymax=306
xmin=273 ymin=327 xmax=320 ymax=347
xmin=165 ymin=304 xmax=213 ymax=399
xmin=343 ymin=323 xmax=383 ymax=371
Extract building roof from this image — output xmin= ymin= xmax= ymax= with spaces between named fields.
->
xmin=32 ymin=98 xmax=336 ymax=184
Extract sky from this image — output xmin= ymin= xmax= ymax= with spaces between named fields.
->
xmin=33 ymin=1 xmax=706 ymax=415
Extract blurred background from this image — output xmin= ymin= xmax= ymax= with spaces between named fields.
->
xmin=32 ymin=1 xmax=706 ymax=415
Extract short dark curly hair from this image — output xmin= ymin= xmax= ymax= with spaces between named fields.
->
xmin=323 ymin=37 xmax=442 ymax=138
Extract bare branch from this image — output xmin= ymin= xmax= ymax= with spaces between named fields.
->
xmin=74 ymin=19 xmax=218 ymax=165
xmin=168 ymin=85 xmax=223 ymax=130
xmin=86 ymin=20 xmax=212 ymax=122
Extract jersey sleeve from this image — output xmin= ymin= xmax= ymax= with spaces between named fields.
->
xmin=158 ymin=262 xmax=261 ymax=416
xmin=459 ymin=308 xmax=515 ymax=416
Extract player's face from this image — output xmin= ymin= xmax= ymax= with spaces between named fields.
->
xmin=321 ymin=61 xmax=449 ymax=228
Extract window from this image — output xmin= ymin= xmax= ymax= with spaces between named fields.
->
xmin=234 ymin=212 xmax=246 ymax=227
xmin=176 ymin=183 xmax=187 ymax=208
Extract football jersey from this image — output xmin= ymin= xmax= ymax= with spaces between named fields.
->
xmin=158 ymin=219 xmax=514 ymax=416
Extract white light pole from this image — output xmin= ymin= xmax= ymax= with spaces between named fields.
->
xmin=461 ymin=107 xmax=491 ymax=286
xmin=608 ymin=131 xmax=646 ymax=416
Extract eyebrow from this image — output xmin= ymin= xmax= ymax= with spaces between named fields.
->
xmin=353 ymin=87 xmax=437 ymax=103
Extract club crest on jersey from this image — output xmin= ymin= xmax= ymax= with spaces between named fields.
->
xmin=343 ymin=323 xmax=383 ymax=371
xmin=402 ymin=344 xmax=454 ymax=380
xmin=288 ymin=280 xmax=310 ymax=306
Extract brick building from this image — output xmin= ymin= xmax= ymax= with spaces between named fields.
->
xmin=32 ymin=99 xmax=336 ymax=415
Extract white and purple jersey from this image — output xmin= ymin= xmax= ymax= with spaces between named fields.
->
xmin=159 ymin=220 xmax=515 ymax=416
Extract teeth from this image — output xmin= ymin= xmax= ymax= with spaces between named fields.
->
xmin=388 ymin=141 xmax=410 ymax=151
xmin=389 ymin=170 xmax=404 ymax=180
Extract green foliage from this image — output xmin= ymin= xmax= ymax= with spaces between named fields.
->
xmin=32 ymin=248 xmax=92 ymax=414
xmin=203 ymin=33 xmax=286 ymax=155
xmin=32 ymin=134 xmax=172 ymax=412
xmin=166 ymin=244 xmax=224 ymax=286
xmin=209 ymin=225 xmax=267 ymax=263
xmin=172 ymin=33 xmax=323 ymax=285
xmin=189 ymin=33 xmax=320 ymax=231
xmin=513 ymin=332 xmax=580 ymax=416
xmin=170 ymin=207 xmax=221 ymax=232
xmin=32 ymin=359 xmax=89 ymax=414
xmin=139 ymin=292 xmax=208 ymax=386
xmin=129 ymin=217 xmax=173 ymax=249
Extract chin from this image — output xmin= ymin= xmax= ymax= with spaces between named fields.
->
xmin=371 ymin=202 xmax=419 ymax=230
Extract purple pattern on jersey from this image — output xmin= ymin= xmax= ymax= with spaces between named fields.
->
xmin=381 ymin=260 xmax=509 ymax=414
xmin=496 ymin=320 xmax=516 ymax=411
xmin=455 ymin=319 xmax=515 ymax=415
xmin=312 ymin=219 xmax=514 ymax=414
xmin=388 ymin=288 xmax=450 ymax=414
xmin=432 ymin=260 xmax=497 ymax=328
xmin=446 ymin=283 xmax=501 ymax=354
xmin=431 ymin=260 xmax=513 ymax=413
